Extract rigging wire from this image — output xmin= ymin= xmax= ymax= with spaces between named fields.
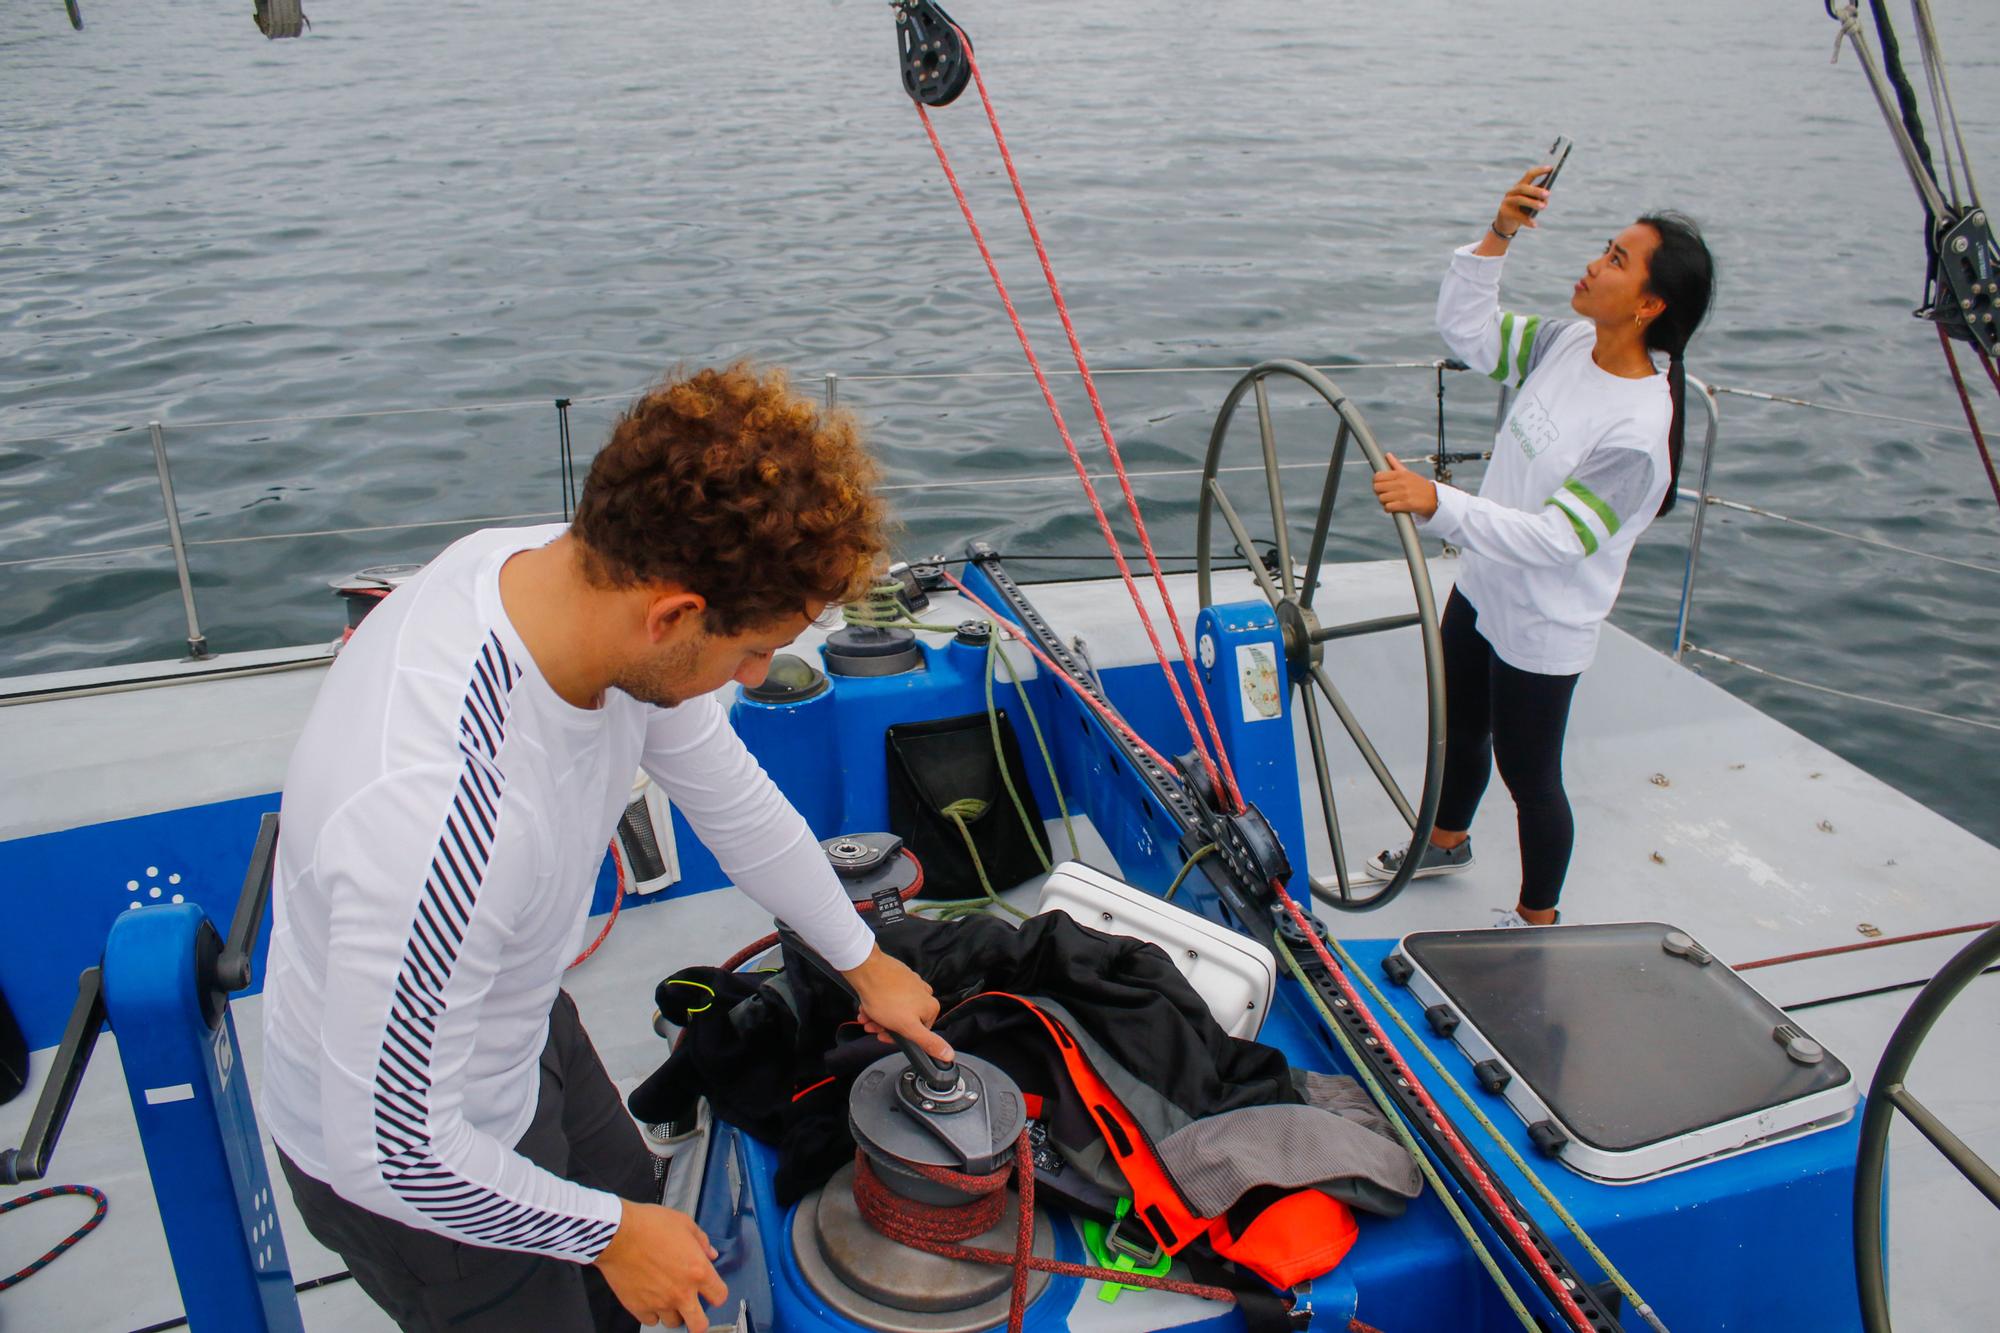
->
xmin=1934 ymin=324 xmax=2000 ymax=509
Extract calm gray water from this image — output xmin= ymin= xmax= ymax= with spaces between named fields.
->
xmin=4 ymin=0 xmax=1998 ymax=842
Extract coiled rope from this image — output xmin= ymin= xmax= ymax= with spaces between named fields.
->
xmin=0 ymin=1184 xmax=108 ymax=1292
xmin=850 ymin=1133 xmax=1394 ymax=1333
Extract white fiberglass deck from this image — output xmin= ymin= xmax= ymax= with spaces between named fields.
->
xmin=2 ymin=559 xmax=1996 ymax=1330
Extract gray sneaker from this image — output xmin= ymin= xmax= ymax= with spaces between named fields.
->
xmin=1363 ymin=838 xmax=1473 ymax=881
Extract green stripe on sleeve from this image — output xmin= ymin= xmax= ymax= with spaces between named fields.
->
xmin=1515 ymin=315 xmax=1540 ymax=385
xmin=1546 ymin=496 xmax=1599 ymax=554
xmin=1490 ymin=313 xmax=1515 ymax=382
xmin=1563 ymin=479 xmax=1621 ymax=536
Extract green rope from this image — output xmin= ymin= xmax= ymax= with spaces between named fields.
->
xmin=838 ymin=579 xmax=1078 ymax=873
xmin=841 ymin=578 xmax=915 ymax=630
xmin=1162 ymin=843 xmax=1218 ymax=902
xmin=1318 ymin=934 xmax=1670 ymax=1332
xmin=941 ymin=798 xmax=1030 ymax=920
xmin=1271 ymin=936 xmax=1539 ymax=1333
xmin=985 ymin=632 xmax=1079 ymax=863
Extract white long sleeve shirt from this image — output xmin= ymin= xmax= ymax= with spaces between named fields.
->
xmin=1424 ymin=243 xmax=1673 ymax=674
xmin=261 ymin=524 xmax=873 ymax=1263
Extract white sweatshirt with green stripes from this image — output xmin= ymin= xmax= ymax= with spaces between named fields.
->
xmin=1421 ymin=243 xmax=1673 ymax=675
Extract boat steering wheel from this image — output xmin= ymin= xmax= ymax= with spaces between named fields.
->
xmin=1854 ymin=923 xmax=2000 ymax=1332
xmin=1195 ymin=360 xmax=1445 ymax=911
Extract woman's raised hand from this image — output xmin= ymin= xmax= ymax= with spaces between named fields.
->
xmin=1494 ymin=167 xmax=1554 ymax=238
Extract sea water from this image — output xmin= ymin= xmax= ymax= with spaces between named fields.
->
xmin=3 ymin=0 xmax=1997 ymax=842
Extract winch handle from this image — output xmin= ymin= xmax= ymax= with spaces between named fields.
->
xmin=774 ymin=924 xmax=960 ymax=1095
xmin=0 ymin=967 xmax=106 ymax=1185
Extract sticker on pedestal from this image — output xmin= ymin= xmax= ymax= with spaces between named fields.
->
xmin=1238 ymin=644 xmax=1281 ymax=721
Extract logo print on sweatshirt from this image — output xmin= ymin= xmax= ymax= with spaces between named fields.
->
xmin=1507 ymin=393 xmax=1560 ymax=460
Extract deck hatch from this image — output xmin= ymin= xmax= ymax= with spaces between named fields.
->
xmin=1396 ymin=922 xmax=1859 ymax=1182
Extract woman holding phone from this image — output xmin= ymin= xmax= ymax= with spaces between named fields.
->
xmin=1368 ymin=165 xmax=1715 ymax=926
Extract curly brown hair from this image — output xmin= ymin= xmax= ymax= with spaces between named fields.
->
xmin=570 ymin=362 xmax=886 ymax=634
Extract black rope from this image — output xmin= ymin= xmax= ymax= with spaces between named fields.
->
xmin=1432 ymin=361 xmax=1450 ymax=485
xmin=555 ymin=398 xmax=576 ymax=521
xmin=1785 ymin=963 xmax=2000 ymax=1014
xmin=1864 ymin=0 xmax=1941 ymax=206
xmin=125 ymin=1271 xmax=354 ymax=1333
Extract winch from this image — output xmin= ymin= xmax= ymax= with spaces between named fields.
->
xmin=777 ymin=932 xmax=1055 ymax=1331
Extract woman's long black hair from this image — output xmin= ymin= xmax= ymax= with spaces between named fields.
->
xmin=1637 ymin=212 xmax=1715 ymax=515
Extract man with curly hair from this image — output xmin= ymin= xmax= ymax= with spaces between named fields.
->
xmin=262 ymin=363 xmax=946 ymax=1333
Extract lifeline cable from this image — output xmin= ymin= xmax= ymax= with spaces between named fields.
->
xmin=0 ymin=1183 xmax=108 ymax=1292
xmin=1734 ymin=918 xmax=2000 ymax=972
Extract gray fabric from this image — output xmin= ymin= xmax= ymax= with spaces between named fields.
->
xmin=1565 ymin=444 xmax=1658 ymax=528
xmin=1157 ymin=1071 xmax=1423 ymax=1220
xmin=1021 ymin=997 xmax=1196 ymax=1197
xmin=1527 ymin=317 xmax=1580 ymax=380
xmin=1029 ymin=996 xmax=1200 ymax=1140
xmin=280 ymin=991 xmax=658 ymax=1333
xmin=1022 ymin=1000 xmax=1421 ymax=1217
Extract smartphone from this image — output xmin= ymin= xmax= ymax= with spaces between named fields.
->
xmin=1523 ymin=136 xmax=1573 ymax=218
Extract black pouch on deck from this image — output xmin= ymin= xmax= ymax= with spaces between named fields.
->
xmin=886 ymin=711 xmax=1051 ymax=900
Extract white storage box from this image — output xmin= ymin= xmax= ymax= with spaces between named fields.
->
xmin=1035 ymin=861 xmax=1276 ymax=1040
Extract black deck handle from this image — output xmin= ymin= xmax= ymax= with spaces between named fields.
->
xmin=215 ymin=812 xmax=280 ymax=993
xmin=0 ymin=968 xmax=105 ymax=1186
xmin=773 ymin=924 xmax=959 ymax=1095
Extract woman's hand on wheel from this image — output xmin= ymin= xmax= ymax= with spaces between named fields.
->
xmin=1373 ymin=454 xmax=1439 ymax=519
xmin=1495 ymin=167 xmax=1553 ymax=237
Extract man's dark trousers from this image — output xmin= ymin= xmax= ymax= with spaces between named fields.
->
xmin=279 ymin=991 xmax=658 ymax=1331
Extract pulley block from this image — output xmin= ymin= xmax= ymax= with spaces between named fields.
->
xmin=892 ymin=0 xmax=972 ymax=107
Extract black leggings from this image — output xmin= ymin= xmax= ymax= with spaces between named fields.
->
xmin=1434 ymin=588 xmax=1580 ymax=912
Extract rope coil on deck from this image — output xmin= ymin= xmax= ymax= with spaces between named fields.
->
xmin=847 ymin=1136 xmax=1406 ymax=1333
xmin=0 ymin=1184 xmax=108 ymax=1293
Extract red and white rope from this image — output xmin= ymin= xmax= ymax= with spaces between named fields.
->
xmin=913 ymin=37 xmax=1592 ymax=1333
xmin=914 ymin=55 xmax=1238 ymax=813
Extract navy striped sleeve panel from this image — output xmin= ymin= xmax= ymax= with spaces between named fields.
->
xmin=370 ymin=632 xmax=620 ymax=1261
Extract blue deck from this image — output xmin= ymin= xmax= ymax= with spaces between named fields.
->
xmin=0 ymin=578 xmax=1870 ymax=1330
